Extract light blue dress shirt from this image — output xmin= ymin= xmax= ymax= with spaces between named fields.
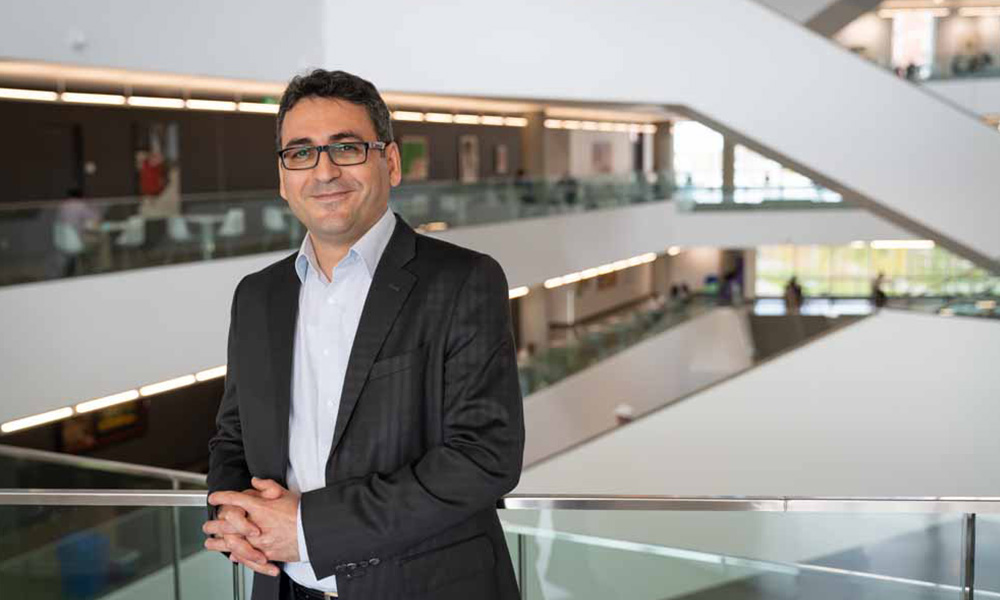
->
xmin=283 ymin=207 xmax=395 ymax=592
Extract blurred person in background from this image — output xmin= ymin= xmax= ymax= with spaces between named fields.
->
xmin=872 ymin=271 xmax=888 ymax=309
xmin=54 ymin=187 xmax=100 ymax=276
xmin=784 ymin=276 xmax=803 ymax=315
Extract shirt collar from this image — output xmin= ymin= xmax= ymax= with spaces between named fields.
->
xmin=295 ymin=207 xmax=395 ymax=283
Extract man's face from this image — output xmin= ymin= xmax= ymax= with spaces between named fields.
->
xmin=278 ymin=97 xmax=401 ymax=247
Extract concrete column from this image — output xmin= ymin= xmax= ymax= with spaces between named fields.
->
xmin=518 ymin=284 xmax=550 ymax=351
xmin=521 ymin=111 xmax=547 ymax=178
xmin=652 ymin=254 xmax=671 ymax=297
xmin=743 ymin=249 xmax=757 ymax=300
xmin=652 ymin=121 xmax=673 ymax=175
xmin=722 ymin=136 xmax=736 ymax=195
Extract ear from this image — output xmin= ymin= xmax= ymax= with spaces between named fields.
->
xmin=278 ymin=158 xmax=288 ymax=201
xmin=386 ymin=141 xmax=402 ymax=188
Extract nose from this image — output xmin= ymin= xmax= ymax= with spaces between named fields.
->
xmin=312 ymin=148 xmax=342 ymax=182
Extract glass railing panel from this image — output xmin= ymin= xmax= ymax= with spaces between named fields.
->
xmin=500 ymin=509 xmax=970 ymax=599
xmin=673 ymin=185 xmax=845 ymax=211
xmin=0 ymin=176 xmax=668 ymax=289
xmin=517 ymin=296 xmax=716 ymax=396
xmin=0 ymin=504 xmax=232 ymax=600
xmin=974 ymin=514 xmax=1000 ymax=594
xmin=0 ymin=175 xmax=851 ymax=288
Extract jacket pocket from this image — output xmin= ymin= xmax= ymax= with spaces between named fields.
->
xmin=369 ymin=346 xmax=424 ymax=381
xmin=400 ymin=534 xmax=496 ymax=594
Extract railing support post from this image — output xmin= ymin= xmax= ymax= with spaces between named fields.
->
xmin=961 ymin=513 xmax=976 ymax=600
xmin=518 ymin=532 xmax=528 ymax=600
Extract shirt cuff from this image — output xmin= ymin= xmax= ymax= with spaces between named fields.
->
xmin=296 ymin=500 xmax=310 ymax=563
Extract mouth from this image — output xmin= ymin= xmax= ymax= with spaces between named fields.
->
xmin=311 ymin=190 xmax=352 ymax=202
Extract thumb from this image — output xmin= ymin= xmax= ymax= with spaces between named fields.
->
xmin=251 ymin=477 xmax=285 ymax=500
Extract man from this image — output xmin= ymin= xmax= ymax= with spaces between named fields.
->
xmin=203 ymin=69 xmax=524 ymax=600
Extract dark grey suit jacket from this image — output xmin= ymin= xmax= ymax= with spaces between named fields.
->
xmin=207 ymin=213 xmax=524 ymax=600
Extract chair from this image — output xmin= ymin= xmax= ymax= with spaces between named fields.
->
xmin=114 ymin=216 xmax=146 ymax=269
xmin=53 ymin=222 xmax=86 ymax=276
xmin=262 ymin=205 xmax=288 ymax=250
xmin=115 ymin=216 xmax=146 ymax=248
xmin=217 ymin=208 xmax=246 ymax=255
xmin=167 ymin=216 xmax=194 ymax=243
xmin=166 ymin=216 xmax=197 ymax=263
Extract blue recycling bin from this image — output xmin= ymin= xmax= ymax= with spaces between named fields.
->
xmin=56 ymin=530 xmax=111 ymax=599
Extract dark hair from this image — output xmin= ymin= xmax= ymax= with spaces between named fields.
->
xmin=276 ymin=69 xmax=393 ymax=150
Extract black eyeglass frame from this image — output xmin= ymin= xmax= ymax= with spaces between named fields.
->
xmin=277 ymin=141 xmax=390 ymax=170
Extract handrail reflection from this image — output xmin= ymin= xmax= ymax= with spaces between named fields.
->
xmin=0 ymin=443 xmax=207 ymax=486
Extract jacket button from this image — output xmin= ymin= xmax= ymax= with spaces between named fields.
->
xmin=347 ymin=562 xmax=356 ymax=571
xmin=369 ymin=558 xmax=380 ymax=566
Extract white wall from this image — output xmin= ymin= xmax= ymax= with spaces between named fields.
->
xmin=673 ymin=206 xmax=915 ymax=248
xmin=546 ymin=264 xmax=654 ymax=326
xmin=833 ymin=12 xmax=892 ymax=66
xmin=937 ymin=16 xmax=1000 ymax=66
xmin=0 ymin=1 xmax=323 ymax=82
xmin=756 ymin=0 xmax=828 ymax=23
xmin=431 ymin=202 xmax=675 ymax=290
xmin=543 ymin=129 xmax=571 ymax=179
xmin=0 ymin=203 xmax=919 ymax=425
xmin=567 ymin=130 xmax=634 ymax=178
xmin=664 ymin=247 xmax=724 ymax=291
xmin=573 ymin=262 xmax=653 ymax=321
xmin=925 ymin=77 xmax=1000 ymax=115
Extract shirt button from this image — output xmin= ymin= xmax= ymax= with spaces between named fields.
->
xmin=327 ymin=297 xmax=335 ymax=305
xmin=323 ymin=348 xmax=330 ymax=357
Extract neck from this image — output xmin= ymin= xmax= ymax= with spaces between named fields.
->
xmin=310 ymin=236 xmax=351 ymax=282
xmin=307 ymin=207 xmax=387 ymax=281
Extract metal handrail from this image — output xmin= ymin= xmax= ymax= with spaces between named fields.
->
xmin=3 ymin=490 xmax=1000 ymax=513
xmin=0 ymin=444 xmax=207 ymax=486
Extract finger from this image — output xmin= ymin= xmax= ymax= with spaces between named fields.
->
xmin=203 ymin=519 xmax=240 ymax=537
xmin=225 ymin=534 xmax=269 ymax=564
xmin=209 ymin=491 xmax=259 ymax=511
xmin=232 ymin=554 xmax=280 ymax=577
xmin=220 ymin=507 xmax=261 ymax=537
xmin=251 ymin=477 xmax=285 ymax=500
xmin=204 ymin=537 xmax=230 ymax=553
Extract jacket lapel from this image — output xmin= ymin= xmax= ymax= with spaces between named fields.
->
xmin=328 ymin=215 xmax=417 ymax=465
xmin=266 ymin=253 xmax=300 ymax=486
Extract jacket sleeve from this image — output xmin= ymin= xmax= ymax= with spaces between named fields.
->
xmin=206 ymin=279 xmax=253 ymax=521
xmin=300 ymin=254 xmax=525 ymax=579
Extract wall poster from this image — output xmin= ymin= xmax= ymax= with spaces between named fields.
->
xmin=458 ymin=135 xmax=480 ymax=184
xmin=494 ymin=143 xmax=509 ymax=176
xmin=134 ymin=122 xmax=181 ymax=217
xmin=591 ymin=141 xmax=614 ymax=174
xmin=400 ymin=135 xmax=429 ymax=181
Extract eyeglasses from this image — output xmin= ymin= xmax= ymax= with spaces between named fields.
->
xmin=277 ymin=141 xmax=388 ymax=170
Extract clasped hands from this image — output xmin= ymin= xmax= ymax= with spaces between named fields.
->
xmin=204 ymin=477 xmax=301 ymax=576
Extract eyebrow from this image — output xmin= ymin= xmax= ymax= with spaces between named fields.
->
xmin=283 ymin=131 xmax=366 ymax=149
